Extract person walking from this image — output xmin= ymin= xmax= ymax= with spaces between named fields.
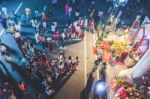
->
xmin=65 ymin=2 xmax=69 ymax=16
xmin=68 ymin=6 xmax=72 ymax=18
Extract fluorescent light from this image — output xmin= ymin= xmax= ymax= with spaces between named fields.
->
xmin=15 ymin=2 xmax=23 ymax=14
xmin=0 ymin=29 xmax=4 ymax=36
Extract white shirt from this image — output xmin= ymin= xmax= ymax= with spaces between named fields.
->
xmin=43 ymin=21 xmax=47 ymax=28
xmin=73 ymin=21 xmax=78 ymax=27
xmin=35 ymin=33 xmax=39 ymax=43
xmin=59 ymin=63 xmax=64 ymax=69
xmin=59 ymin=46 xmax=67 ymax=53
xmin=98 ymin=11 xmax=103 ymax=17
xmin=75 ymin=11 xmax=80 ymax=17
xmin=15 ymin=23 xmax=21 ymax=31
xmin=14 ymin=32 xmax=21 ymax=38
xmin=8 ymin=19 xmax=14 ymax=25
xmin=136 ymin=15 xmax=141 ymax=20
xmin=45 ymin=86 xmax=53 ymax=96
xmin=75 ymin=26 xmax=81 ymax=33
xmin=68 ymin=7 xmax=72 ymax=13
xmin=30 ymin=20 xmax=36 ymax=27
xmin=61 ymin=33 xmax=66 ymax=39
xmin=84 ymin=19 xmax=88 ymax=28
xmin=51 ymin=22 xmax=57 ymax=32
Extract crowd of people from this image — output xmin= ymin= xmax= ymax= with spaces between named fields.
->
xmin=0 ymin=0 xmax=107 ymax=98
xmin=0 ymin=82 xmax=15 ymax=98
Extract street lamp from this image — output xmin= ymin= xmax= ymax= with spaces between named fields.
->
xmin=93 ymin=80 xmax=108 ymax=98
xmin=113 ymin=0 xmax=128 ymax=7
xmin=112 ymin=0 xmax=128 ymax=14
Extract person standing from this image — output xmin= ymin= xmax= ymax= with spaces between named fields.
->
xmin=72 ymin=0 xmax=76 ymax=4
xmin=8 ymin=17 xmax=15 ymax=26
xmin=51 ymin=0 xmax=58 ymax=9
xmin=41 ymin=12 xmax=48 ymax=21
xmin=34 ymin=8 xmax=40 ymax=20
xmin=14 ymin=22 xmax=21 ymax=32
xmin=0 ymin=10 xmax=2 ymax=17
xmin=25 ymin=6 xmax=31 ymax=20
xmin=75 ymin=24 xmax=80 ymax=38
xmin=20 ymin=13 xmax=26 ymax=23
xmin=59 ymin=45 xmax=67 ymax=56
xmin=90 ymin=19 xmax=95 ymax=33
xmin=42 ymin=21 xmax=47 ymax=33
xmin=1 ymin=5 xmax=7 ymax=18
xmin=8 ymin=91 xmax=16 ymax=99
xmin=83 ymin=16 xmax=88 ymax=31
xmin=53 ymin=31 xmax=60 ymax=40
xmin=68 ymin=6 xmax=72 ymax=18
xmin=65 ymin=2 xmax=69 ymax=16
xmin=14 ymin=31 xmax=23 ymax=48
xmin=35 ymin=32 xmax=39 ymax=43
xmin=51 ymin=21 xmax=57 ymax=33
xmin=30 ymin=19 xmax=36 ymax=28
xmin=37 ymin=92 xmax=47 ymax=99
xmin=75 ymin=7 xmax=80 ymax=20
xmin=1 ymin=18 xmax=8 ymax=32
xmin=18 ymin=81 xmax=26 ymax=92
xmin=48 ymin=39 xmax=54 ymax=52
xmin=61 ymin=32 xmax=66 ymax=45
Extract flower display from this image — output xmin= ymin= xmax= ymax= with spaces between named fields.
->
xmin=112 ymin=78 xmax=141 ymax=98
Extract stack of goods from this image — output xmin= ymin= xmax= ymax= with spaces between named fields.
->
xmin=113 ymin=41 xmax=127 ymax=51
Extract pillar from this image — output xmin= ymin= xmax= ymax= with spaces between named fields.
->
xmin=132 ymin=49 xmax=150 ymax=79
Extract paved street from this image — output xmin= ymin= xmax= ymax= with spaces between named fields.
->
xmin=53 ymin=39 xmax=85 ymax=99
xmin=53 ymin=32 xmax=99 ymax=99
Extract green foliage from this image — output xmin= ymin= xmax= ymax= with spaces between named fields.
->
xmin=103 ymin=33 xmax=107 ymax=38
xmin=109 ymin=40 xmax=113 ymax=45
xmin=107 ymin=20 xmax=111 ymax=26
xmin=97 ymin=20 xmax=102 ymax=29
xmin=115 ymin=56 xmax=120 ymax=61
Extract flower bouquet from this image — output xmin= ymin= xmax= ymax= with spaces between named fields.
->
xmin=112 ymin=78 xmax=126 ymax=91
